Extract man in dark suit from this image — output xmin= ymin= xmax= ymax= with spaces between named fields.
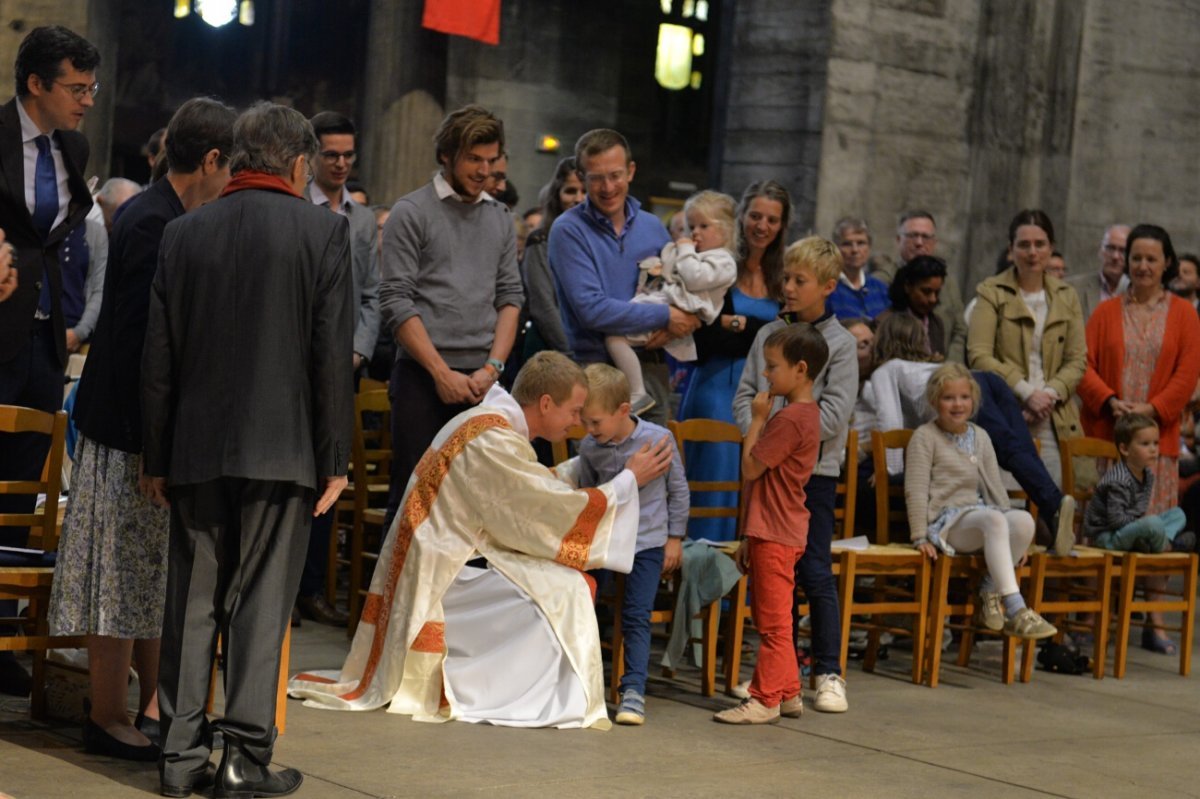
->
xmin=0 ymin=25 xmax=100 ymax=697
xmin=141 ymin=102 xmax=353 ymax=798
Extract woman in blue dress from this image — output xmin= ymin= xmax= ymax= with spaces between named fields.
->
xmin=678 ymin=180 xmax=792 ymax=540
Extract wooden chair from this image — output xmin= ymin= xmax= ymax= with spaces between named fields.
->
xmin=660 ymin=419 xmax=744 ymax=697
xmin=1060 ymin=436 xmax=1198 ymax=678
xmin=1023 ymin=547 xmax=1114 ymax=680
xmin=206 ymin=625 xmax=291 ymax=735
xmin=347 ymin=389 xmax=393 ymax=638
xmin=836 ymin=430 xmax=859 ymax=538
xmin=550 ymin=424 xmax=587 ymax=467
xmin=870 ymin=430 xmax=911 ymax=545
xmin=0 ymin=406 xmax=83 ymax=719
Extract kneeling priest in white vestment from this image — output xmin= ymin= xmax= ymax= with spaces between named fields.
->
xmin=289 ymin=352 xmax=674 ymax=728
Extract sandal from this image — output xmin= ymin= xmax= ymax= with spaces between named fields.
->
xmin=1141 ymin=627 xmax=1178 ymax=656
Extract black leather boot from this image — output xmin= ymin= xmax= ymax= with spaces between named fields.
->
xmin=213 ymin=744 xmax=302 ymax=799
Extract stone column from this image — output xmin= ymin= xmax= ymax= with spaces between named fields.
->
xmin=360 ymin=0 xmax=448 ymax=205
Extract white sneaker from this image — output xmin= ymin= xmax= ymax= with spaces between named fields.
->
xmin=813 ymin=673 xmax=848 ymax=713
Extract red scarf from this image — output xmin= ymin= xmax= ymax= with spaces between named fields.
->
xmin=220 ymin=169 xmax=302 ymax=199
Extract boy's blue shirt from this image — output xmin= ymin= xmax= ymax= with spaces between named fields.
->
xmin=577 ymin=416 xmax=689 ymax=551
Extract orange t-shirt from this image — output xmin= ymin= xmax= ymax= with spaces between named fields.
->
xmin=743 ymin=401 xmax=820 ymax=549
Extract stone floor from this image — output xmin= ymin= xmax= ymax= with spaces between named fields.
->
xmin=1 ymin=613 xmax=1197 ymax=799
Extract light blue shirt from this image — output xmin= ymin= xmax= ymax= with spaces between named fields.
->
xmin=577 ymin=416 xmax=689 ymax=551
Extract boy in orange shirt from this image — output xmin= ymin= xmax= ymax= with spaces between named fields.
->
xmin=714 ymin=323 xmax=829 ymax=724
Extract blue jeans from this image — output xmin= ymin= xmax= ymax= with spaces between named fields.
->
xmin=1095 ymin=508 xmax=1186 ymax=553
xmin=796 ymin=476 xmax=841 ymax=677
xmin=973 ymin=370 xmax=1063 ymax=515
xmin=615 ymin=546 xmax=665 ymax=695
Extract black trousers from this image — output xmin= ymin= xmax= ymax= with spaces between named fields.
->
xmin=158 ymin=478 xmax=311 ymax=782
xmin=384 ymin=358 xmax=477 ymax=531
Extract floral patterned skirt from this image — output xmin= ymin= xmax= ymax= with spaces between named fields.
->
xmin=48 ymin=435 xmax=170 ymax=639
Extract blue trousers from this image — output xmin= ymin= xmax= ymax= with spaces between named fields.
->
xmin=796 ymin=475 xmax=841 ymax=677
xmin=973 ymin=370 xmax=1063 ymax=515
xmin=1095 ymin=508 xmax=1186 ymax=553
xmin=614 ymin=546 xmax=665 ymax=695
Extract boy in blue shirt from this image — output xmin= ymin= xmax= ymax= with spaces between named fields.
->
xmin=577 ymin=363 xmax=688 ymax=725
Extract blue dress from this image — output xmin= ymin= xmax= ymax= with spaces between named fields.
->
xmin=677 ymin=287 xmax=781 ymax=540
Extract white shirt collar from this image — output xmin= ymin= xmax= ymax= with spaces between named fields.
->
xmin=839 ymin=271 xmax=866 ymax=290
xmin=16 ymin=98 xmax=51 ymax=142
xmin=433 ymin=171 xmax=492 ymax=205
xmin=308 ymin=180 xmax=351 ymax=216
xmin=483 ymin=384 xmax=529 ymax=439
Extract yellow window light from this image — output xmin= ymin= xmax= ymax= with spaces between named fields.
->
xmin=536 ymin=134 xmax=561 ymax=154
xmin=690 ymin=70 xmax=702 ymax=90
xmin=696 ymin=0 xmax=709 ymax=21
xmin=655 ymin=24 xmax=693 ymax=91
xmin=174 ymin=0 xmax=190 ymax=18
xmin=692 ymin=32 xmax=705 ymax=57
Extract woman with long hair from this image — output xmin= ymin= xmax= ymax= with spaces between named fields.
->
xmin=677 ymin=180 xmax=792 ymax=540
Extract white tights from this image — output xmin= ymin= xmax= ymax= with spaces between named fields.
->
xmin=605 ymin=335 xmax=647 ymax=401
xmin=941 ymin=509 xmax=1035 ymax=597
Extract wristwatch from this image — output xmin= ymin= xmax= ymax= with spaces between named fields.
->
xmin=730 ymin=316 xmax=743 ymax=332
xmin=485 ymin=357 xmax=506 ymax=376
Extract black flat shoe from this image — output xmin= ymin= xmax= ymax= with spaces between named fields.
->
xmin=214 ymin=744 xmax=302 ymax=799
xmin=83 ymin=717 xmax=161 ymax=762
xmin=161 ymin=762 xmax=216 ymax=797
xmin=136 ymin=710 xmax=162 ymax=746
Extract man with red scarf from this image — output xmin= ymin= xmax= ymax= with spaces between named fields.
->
xmin=141 ymin=102 xmax=353 ymax=799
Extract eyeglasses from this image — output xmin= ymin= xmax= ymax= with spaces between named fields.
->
xmin=55 ymin=81 xmax=100 ymax=101
xmin=320 ymin=150 xmax=356 ymax=165
xmin=583 ymin=169 xmax=629 ymax=188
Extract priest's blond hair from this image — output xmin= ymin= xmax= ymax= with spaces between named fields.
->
xmin=582 ymin=363 xmax=630 ymax=413
xmin=511 ymin=351 xmax=588 ymax=406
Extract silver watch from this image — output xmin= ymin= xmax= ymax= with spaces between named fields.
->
xmin=730 ymin=316 xmax=742 ymax=331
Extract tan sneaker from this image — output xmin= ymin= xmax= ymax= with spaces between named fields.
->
xmin=975 ymin=590 xmax=1004 ymax=632
xmin=1053 ymin=495 xmax=1076 ymax=555
xmin=1003 ymin=608 xmax=1057 ymax=640
xmin=780 ymin=693 xmax=803 ymax=718
xmin=713 ymin=698 xmax=780 ymax=725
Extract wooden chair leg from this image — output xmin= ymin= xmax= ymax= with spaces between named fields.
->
xmin=276 ymin=624 xmax=290 ymax=735
xmin=1113 ymin=554 xmax=1139 ymax=679
xmin=326 ymin=518 xmax=339 ymax=606
xmin=1181 ymin=554 xmax=1198 ymax=677
xmin=610 ymin=575 xmax=625 ymax=705
xmin=839 ymin=553 xmax=857 ymax=679
xmin=1094 ymin=557 xmax=1113 ymax=679
xmin=925 ymin=558 xmax=950 ymax=687
xmin=723 ymin=577 xmax=747 ymax=694
xmin=1021 ymin=555 xmax=1047 ymax=683
xmin=701 ymin=601 xmax=718 ymax=697
xmin=911 ymin=558 xmax=929 ymax=685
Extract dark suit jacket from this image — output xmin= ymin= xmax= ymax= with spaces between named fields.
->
xmin=141 ymin=186 xmax=354 ymax=489
xmin=74 ymin=177 xmax=185 ymax=453
xmin=0 ymin=97 xmax=93 ymax=366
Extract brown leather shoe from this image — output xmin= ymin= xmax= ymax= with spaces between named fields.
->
xmin=296 ymin=594 xmax=348 ymax=627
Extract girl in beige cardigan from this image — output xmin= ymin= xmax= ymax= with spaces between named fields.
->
xmin=905 ymin=364 xmax=1057 ymax=640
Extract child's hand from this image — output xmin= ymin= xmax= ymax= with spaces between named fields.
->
xmin=676 ymin=236 xmax=694 ymax=247
xmin=663 ymin=538 xmax=683 ymax=574
xmin=916 ymin=541 xmax=938 ymax=561
xmin=750 ymin=391 xmax=772 ymax=421
xmin=733 ymin=539 xmax=751 ymax=573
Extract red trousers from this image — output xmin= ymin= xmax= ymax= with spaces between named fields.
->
xmin=748 ymin=538 xmax=806 ymax=707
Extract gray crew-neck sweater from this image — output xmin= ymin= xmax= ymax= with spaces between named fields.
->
xmin=379 ymin=182 xmax=523 ymax=368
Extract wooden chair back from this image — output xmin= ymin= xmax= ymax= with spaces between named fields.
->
xmin=346 ymin=389 xmax=392 ymax=636
xmin=0 ymin=406 xmax=67 ymax=553
xmin=1060 ymin=436 xmax=1116 ymax=539
xmin=871 ymin=429 xmax=912 ymax=545
xmin=550 ymin=425 xmax=587 ymax=466
xmin=669 ymin=418 xmax=743 ymax=529
xmin=836 ymin=429 xmax=858 ymax=538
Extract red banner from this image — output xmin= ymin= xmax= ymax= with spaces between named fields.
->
xmin=422 ymin=0 xmax=501 ymax=46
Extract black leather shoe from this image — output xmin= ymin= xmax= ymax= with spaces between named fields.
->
xmin=161 ymin=762 xmax=216 ymax=797
xmin=296 ymin=593 xmax=348 ymax=627
xmin=0 ymin=654 xmax=32 ymax=697
xmin=82 ymin=716 xmax=161 ymax=762
xmin=214 ymin=745 xmax=302 ymax=799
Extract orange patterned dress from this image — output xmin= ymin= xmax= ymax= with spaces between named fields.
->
xmin=1120 ymin=293 xmax=1176 ymax=513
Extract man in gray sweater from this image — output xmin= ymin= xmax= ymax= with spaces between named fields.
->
xmin=378 ymin=105 xmax=523 ymax=528
xmin=732 ymin=236 xmax=859 ymax=713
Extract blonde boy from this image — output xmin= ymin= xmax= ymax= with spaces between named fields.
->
xmin=732 ymin=235 xmax=857 ymax=713
xmin=576 ymin=364 xmax=688 ymax=725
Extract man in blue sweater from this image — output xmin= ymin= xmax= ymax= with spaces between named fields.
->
xmin=548 ymin=129 xmax=699 ymax=425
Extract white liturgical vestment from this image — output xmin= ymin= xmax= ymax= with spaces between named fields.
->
xmin=289 ymin=385 xmax=640 ymax=729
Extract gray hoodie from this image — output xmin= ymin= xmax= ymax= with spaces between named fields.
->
xmin=733 ymin=313 xmax=858 ymax=479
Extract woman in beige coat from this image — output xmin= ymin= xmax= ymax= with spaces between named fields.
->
xmin=967 ymin=210 xmax=1087 ymax=488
